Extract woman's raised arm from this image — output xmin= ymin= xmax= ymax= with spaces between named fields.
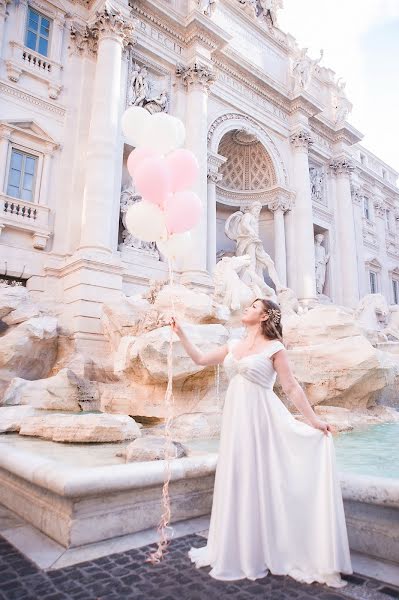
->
xmin=170 ymin=317 xmax=228 ymax=366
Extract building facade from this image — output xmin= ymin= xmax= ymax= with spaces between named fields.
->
xmin=0 ymin=0 xmax=398 ymax=354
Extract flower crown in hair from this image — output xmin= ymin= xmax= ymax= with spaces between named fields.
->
xmin=267 ymin=307 xmax=281 ymax=326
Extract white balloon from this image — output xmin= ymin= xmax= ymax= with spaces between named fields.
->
xmin=146 ymin=113 xmax=183 ymax=154
xmin=157 ymin=231 xmax=192 ymax=259
xmin=125 ymin=202 xmax=166 ymax=242
xmin=121 ymin=107 xmax=151 ymax=147
xmin=170 ymin=116 xmax=186 ymax=148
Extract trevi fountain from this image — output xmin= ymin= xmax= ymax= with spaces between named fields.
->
xmin=0 ymin=0 xmax=398 ymax=581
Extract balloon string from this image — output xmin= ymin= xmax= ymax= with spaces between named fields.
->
xmin=145 ymin=257 xmax=176 ymax=564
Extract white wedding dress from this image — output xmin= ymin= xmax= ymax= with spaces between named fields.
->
xmin=188 ymin=338 xmax=353 ymax=588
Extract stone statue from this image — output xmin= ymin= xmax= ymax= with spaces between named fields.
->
xmin=354 ymin=293 xmax=389 ymax=344
xmin=333 ymin=78 xmax=352 ymax=124
xmin=314 ymin=234 xmax=329 ymax=295
xmin=197 ymin=0 xmax=217 ymax=17
xmin=238 ymin=0 xmax=258 ymax=18
xmin=128 ymin=64 xmax=168 ymax=113
xmin=292 ymin=47 xmax=323 ymax=94
xmin=119 ymin=183 xmax=159 ymax=258
xmin=257 ymin=0 xmax=283 ymax=25
xmin=309 ymin=167 xmax=325 ymax=203
xmin=224 ymin=201 xmax=284 ymax=292
xmin=213 ymin=255 xmax=252 ymax=312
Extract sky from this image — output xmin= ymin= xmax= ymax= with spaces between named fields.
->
xmin=279 ymin=0 xmax=399 ymax=173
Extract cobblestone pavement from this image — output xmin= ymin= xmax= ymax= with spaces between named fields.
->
xmin=1 ymin=533 xmax=399 ymax=600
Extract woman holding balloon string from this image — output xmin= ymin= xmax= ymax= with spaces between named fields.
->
xmin=121 ymin=106 xmax=352 ymax=588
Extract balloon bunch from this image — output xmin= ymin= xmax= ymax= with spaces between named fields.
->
xmin=121 ymin=106 xmax=201 ymax=260
xmin=121 ymin=106 xmax=202 ymax=565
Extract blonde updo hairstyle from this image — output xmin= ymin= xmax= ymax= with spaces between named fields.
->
xmin=255 ymin=298 xmax=283 ymax=342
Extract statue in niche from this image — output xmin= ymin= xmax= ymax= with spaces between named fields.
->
xmin=292 ymin=47 xmax=323 ymax=94
xmin=224 ymin=201 xmax=284 ymax=292
xmin=333 ymin=78 xmax=352 ymax=125
xmin=119 ymin=182 xmax=159 ymax=258
xmin=128 ymin=63 xmax=168 ymax=113
xmin=314 ymin=233 xmax=330 ymax=295
xmin=309 ymin=167 xmax=325 ymax=203
xmin=198 ymin=0 xmax=217 ymax=17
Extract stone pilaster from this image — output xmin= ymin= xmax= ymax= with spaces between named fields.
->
xmin=268 ymin=194 xmax=294 ymax=288
xmin=176 ymin=61 xmax=215 ymax=282
xmin=329 ymin=157 xmax=359 ymax=307
xmin=78 ymin=7 xmax=135 ymax=254
xmin=289 ymin=128 xmax=317 ymax=303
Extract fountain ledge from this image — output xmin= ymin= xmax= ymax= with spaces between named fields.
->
xmin=0 ymin=446 xmax=398 ymax=566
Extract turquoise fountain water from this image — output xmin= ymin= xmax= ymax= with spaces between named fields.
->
xmin=333 ymin=422 xmax=399 ymax=479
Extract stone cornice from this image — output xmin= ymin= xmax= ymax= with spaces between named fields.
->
xmin=288 ymin=92 xmax=324 ymax=119
xmin=216 ymin=184 xmax=294 ymax=209
xmin=184 ymin=10 xmax=232 ymax=52
xmin=0 ymin=82 xmax=66 ymax=117
xmin=310 ymin=114 xmax=363 ymax=147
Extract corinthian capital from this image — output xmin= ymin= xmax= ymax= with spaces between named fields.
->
xmin=207 ymin=168 xmax=223 ymax=184
xmin=176 ymin=61 xmax=215 ymax=89
xmin=268 ymin=195 xmax=294 ymax=212
xmin=329 ymin=157 xmax=355 ymax=177
xmin=90 ymin=6 xmax=135 ymax=47
xmin=290 ymin=129 xmax=313 ymax=151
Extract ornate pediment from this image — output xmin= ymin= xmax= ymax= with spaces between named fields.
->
xmin=0 ymin=120 xmax=58 ymax=149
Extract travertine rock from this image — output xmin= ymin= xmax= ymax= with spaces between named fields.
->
xmin=18 ymin=413 xmax=141 ymax=443
xmin=281 ymin=335 xmax=397 ymax=409
xmin=126 ymin=323 xmax=228 ymax=383
xmin=283 ymin=304 xmax=361 ymax=347
xmin=101 ymin=296 xmax=161 ymax=350
xmin=118 ymin=435 xmax=187 ymax=462
xmin=3 ymin=369 xmax=99 ymax=411
xmin=0 ymin=316 xmax=58 ymax=395
xmin=154 ymin=284 xmax=229 ymax=324
xmin=0 ymin=405 xmax=39 ymax=432
xmin=295 ymin=404 xmax=399 ymax=432
xmin=0 ymin=285 xmax=29 ymax=319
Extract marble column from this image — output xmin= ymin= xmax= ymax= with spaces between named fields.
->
xmin=290 ymin=129 xmax=317 ymax=303
xmin=207 ymin=169 xmax=222 ymax=274
xmin=176 ymin=61 xmax=215 ymax=281
xmin=79 ymin=8 xmax=134 ymax=255
xmin=330 ymin=158 xmax=359 ymax=307
xmin=373 ymin=196 xmax=390 ymax=299
xmin=268 ymin=195 xmax=293 ymax=288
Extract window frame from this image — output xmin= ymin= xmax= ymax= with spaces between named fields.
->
xmin=5 ymin=144 xmax=40 ymax=203
xmin=392 ymin=279 xmax=399 ymax=305
xmin=25 ymin=6 xmax=52 ymax=58
xmin=363 ymin=196 xmax=371 ymax=221
xmin=369 ymin=270 xmax=378 ymax=294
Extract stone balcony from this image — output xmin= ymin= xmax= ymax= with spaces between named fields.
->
xmin=0 ymin=193 xmax=52 ymax=250
xmin=5 ymin=41 xmax=62 ymax=99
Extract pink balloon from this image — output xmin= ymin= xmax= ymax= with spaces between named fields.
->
xmin=133 ymin=157 xmax=172 ymax=208
xmin=165 ymin=149 xmax=199 ymax=193
xmin=165 ymin=191 xmax=202 ymax=234
xmin=127 ymin=147 xmax=158 ymax=178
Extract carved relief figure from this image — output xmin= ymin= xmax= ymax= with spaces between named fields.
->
xmin=314 ymin=233 xmax=330 ymax=295
xmin=128 ymin=63 xmax=168 ymax=113
xmin=258 ymin=0 xmax=284 ymax=26
xmin=309 ymin=167 xmax=325 ymax=203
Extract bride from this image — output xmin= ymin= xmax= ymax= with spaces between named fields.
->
xmin=170 ymin=298 xmax=353 ymax=588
